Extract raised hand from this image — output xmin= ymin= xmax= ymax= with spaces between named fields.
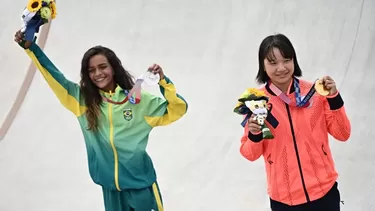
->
xmin=147 ymin=64 xmax=165 ymax=80
xmin=14 ymin=30 xmax=32 ymax=48
xmin=322 ymin=76 xmax=338 ymax=96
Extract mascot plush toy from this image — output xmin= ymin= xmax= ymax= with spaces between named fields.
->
xmin=20 ymin=0 xmax=57 ymax=43
xmin=233 ymin=88 xmax=275 ymax=139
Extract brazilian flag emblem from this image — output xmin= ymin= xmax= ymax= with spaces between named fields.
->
xmin=123 ymin=108 xmax=133 ymax=121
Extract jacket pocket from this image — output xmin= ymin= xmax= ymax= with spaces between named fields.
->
xmin=267 ymin=153 xmax=274 ymax=165
xmin=266 ymin=154 xmax=274 ymax=186
xmin=321 ymin=144 xmax=334 ymax=176
xmin=322 ymin=144 xmax=327 ymax=155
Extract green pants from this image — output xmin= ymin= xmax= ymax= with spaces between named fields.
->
xmin=102 ymin=182 xmax=164 ymax=211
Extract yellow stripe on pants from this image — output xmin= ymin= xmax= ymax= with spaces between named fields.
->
xmin=152 ymin=183 xmax=164 ymax=211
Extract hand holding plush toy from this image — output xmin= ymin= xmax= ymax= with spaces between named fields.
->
xmin=19 ymin=0 xmax=57 ymax=48
xmin=233 ymin=88 xmax=275 ymax=139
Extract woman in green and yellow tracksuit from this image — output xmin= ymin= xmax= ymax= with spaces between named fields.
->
xmin=14 ymin=30 xmax=188 ymax=211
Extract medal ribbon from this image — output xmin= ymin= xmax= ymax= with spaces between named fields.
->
xmin=268 ymin=78 xmax=317 ymax=108
xmin=101 ymin=78 xmax=144 ymax=105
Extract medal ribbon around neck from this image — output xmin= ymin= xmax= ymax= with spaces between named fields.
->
xmin=268 ymin=78 xmax=318 ymax=108
xmin=101 ymin=78 xmax=144 ymax=105
xmin=100 ymin=70 xmax=160 ymax=105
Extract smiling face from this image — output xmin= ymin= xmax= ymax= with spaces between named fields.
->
xmin=256 ymin=34 xmax=302 ymax=89
xmin=88 ymin=54 xmax=115 ymax=92
xmin=264 ymin=47 xmax=295 ymax=88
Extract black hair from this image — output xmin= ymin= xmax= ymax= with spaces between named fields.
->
xmin=256 ymin=33 xmax=302 ymax=84
xmin=79 ymin=46 xmax=135 ymax=130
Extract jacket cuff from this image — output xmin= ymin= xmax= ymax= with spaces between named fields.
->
xmin=248 ymin=131 xmax=263 ymax=143
xmin=326 ymin=92 xmax=344 ymax=110
xmin=158 ymin=75 xmax=170 ymax=85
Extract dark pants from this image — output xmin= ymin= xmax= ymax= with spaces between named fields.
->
xmin=270 ymin=182 xmax=341 ymax=211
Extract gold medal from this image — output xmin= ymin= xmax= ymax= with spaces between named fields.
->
xmin=314 ymin=79 xmax=329 ymax=96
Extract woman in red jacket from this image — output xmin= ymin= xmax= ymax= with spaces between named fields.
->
xmin=238 ymin=34 xmax=351 ymax=211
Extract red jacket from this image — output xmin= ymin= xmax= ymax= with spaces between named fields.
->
xmin=240 ymin=79 xmax=351 ymax=206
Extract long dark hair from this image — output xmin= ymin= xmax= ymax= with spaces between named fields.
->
xmin=256 ymin=33 xmax=302 ymax=84
xmin=79 ymin=46 xmax=135 ymax=130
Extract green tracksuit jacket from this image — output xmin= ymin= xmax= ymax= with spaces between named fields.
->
xmin=23 ymin=42 xmax=188 ymax=191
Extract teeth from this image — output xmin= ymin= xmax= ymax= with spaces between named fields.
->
xmin=95 ymin=78 xmax=105 ymax=82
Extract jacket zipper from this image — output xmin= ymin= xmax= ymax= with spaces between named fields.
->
xmin=108 ymin=92 xmax=121 ymax=191
xmin=285 ymin=104 xmax=310 ymax=202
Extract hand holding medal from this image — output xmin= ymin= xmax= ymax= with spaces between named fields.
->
xmin=139 ymin=64 xmax=164 ymax=86
xmin=118 ymin=64 xmax=164 ymax=104
xmin=314 ymin=76 xmax=338 ymax=96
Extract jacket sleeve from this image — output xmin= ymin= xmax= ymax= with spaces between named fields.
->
xmin=23 ymin=42 xmax=87 ymax=117
xmin=144 ymin=76 xmax=188 ymax=127
xmin=324 ymin=91 xmax=351 ymax=141
xmin=239 ymin=118 xmax=264 ymax=161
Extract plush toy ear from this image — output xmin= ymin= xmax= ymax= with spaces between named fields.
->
xmin=245 ymin=100 xmax=258 ymax=111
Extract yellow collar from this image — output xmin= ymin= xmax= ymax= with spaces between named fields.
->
xmin=99 ymin=84 xmax=122 ymax=96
